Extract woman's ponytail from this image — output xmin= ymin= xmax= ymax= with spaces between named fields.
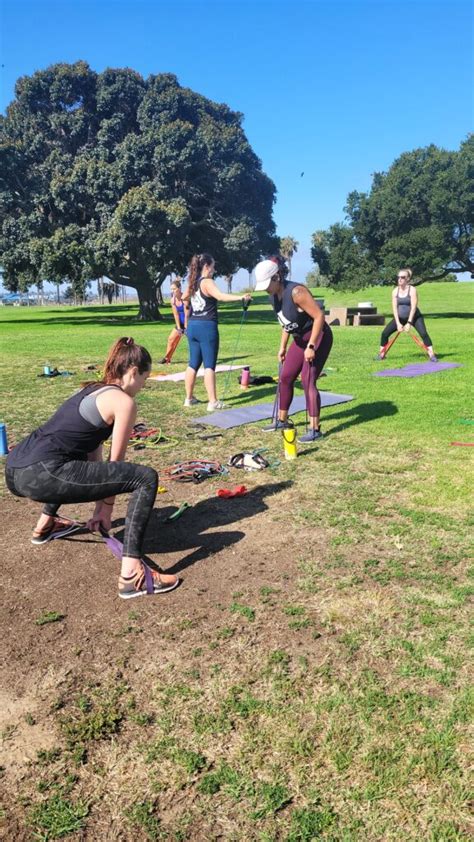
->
xmin=102 ymin=337 xmax=152 ymax=383
xmin=187 ymin=253 xmax=214 ymax=297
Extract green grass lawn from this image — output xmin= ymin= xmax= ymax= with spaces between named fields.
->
xmin=0 ymin=282 xmax=473 ymax=841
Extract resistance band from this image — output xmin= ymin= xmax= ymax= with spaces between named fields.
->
xmin=380 ymin=330 xmax=429 ymax=360
xmin=221 ymin=302 xmax=251 ymax=401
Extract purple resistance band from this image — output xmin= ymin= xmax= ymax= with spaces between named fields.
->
xmin=100 ymin=529 xmax=154 ymax=594
xmin=49 ymin=523 xmax=154 ymax=594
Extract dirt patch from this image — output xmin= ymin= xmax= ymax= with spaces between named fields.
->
xmin=1 ymin=459 xmax=471 ymax=841
xmin=0 ymin=475 xmax=320 ymax=773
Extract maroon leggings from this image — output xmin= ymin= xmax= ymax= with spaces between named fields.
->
xmin=279 ymin=326 xmax=333 ymax=418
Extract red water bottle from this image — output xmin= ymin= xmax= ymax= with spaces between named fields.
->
xmin=241 ymin=366 xmax=250 ymax=389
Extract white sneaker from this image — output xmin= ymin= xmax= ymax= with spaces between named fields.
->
xmin=184 ymin=397 xmax=200 ymax=407
xmin=207 ymin=400 xmax=226 ymax=412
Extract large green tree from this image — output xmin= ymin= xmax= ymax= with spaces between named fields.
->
xmin=311 ymin=136 xmax=473 ymax=288
xmin=0 ymin=62 xmax=277 ymax=318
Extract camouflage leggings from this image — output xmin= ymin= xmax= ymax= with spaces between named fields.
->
xmin=5 ymin=459 xmax=158 ymax=558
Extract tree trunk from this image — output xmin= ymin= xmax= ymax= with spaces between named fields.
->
xmin=136 ymin=286 xmax=162 ymax=321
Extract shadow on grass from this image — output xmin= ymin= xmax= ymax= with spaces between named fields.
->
xmin=113 ymin=480 xmax=293 ymax=574
xmin=0 ymin=303 xmax=277 ymax=328
xmin=223 ymin=383 xmax=279 ymax=405
xmin=423 ymin=312 xmax=474 ymax=320
xmin=323 ymin=400 xmax=398 ymax=437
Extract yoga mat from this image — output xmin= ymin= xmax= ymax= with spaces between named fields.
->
xmin=374 ymin=362 xmax=462 ymax=378
xmin=150 ymin=364 xmax=244 ymax=383
xmin=192 ymin=392 xmax=354 ymax=429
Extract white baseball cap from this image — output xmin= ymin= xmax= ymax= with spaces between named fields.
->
xmin=254 ymin=259 xmax=279 ymax=291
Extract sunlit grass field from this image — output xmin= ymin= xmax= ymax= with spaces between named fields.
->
xmin=0 ymin=281 xmax=473 ymax=841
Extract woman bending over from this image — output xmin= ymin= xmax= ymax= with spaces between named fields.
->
xmin=5 ymin=337 xmax=178 ymax=599
xmin=253 ymin=257 xmax=333 ymax=442
xmin=159 ymin=278 xmax=186 ymax=364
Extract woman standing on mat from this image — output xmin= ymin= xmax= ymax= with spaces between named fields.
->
xmin=183 ymin=252 xmax=251 ymax=411
xmin=254 ymin=257 xmax=333 ymax=443
xmin=159 ymin=278 xmax=186 ymax=364
xmin=5 ymin=337 xmax=178 ymax=599
xmin=377 ymin=268 xmax=437 ymax=361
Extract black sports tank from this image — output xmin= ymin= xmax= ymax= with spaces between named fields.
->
xmin=6 ymin=384 xmax=121 ymax=468
xmin=189 ymin=278 xmax=218 ymax=321
xmin=272 ymin=281 xmax=314 ymax=336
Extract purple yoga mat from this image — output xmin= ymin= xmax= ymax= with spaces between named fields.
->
xmin=192 ymin=392 xmax=354 ymax=429
xmin=374 ymin=362 xmax=462 ymax=378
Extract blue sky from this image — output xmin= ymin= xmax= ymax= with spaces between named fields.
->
xmin=0 ymin=0 xmax=472 ymax=287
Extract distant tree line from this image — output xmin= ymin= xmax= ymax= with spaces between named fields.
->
xmin=0 ymin=62 xmax=277 ymax=319
xmin=311 ymin=136 xmax=473 ymax=289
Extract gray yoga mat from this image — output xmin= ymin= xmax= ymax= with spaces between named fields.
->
xmin=193 ymin=392 xmax=354 ymax=429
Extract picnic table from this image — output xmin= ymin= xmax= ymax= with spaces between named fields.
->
xmin=326 ymin=304 xmax=385 ymax=326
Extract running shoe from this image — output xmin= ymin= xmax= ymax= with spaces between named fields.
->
xmin=262 ymin=420 xmax=293 ymax=432
xmin=31 ymin=518 xmax=83 ymax=545
xmin=119 ymin=564 xmax=179 ymax=599
xmin=429 ymin=356 xmax=438 ymax=363
xmin=184 ymin=397 xmax=200 ymax=407
xmin=207 ymin=400 xmax=226 ymax=412
xmin=298 ymin=428 xmax=323 ymax=443
xmin=375 ymin=353 xmax=385 ymax=361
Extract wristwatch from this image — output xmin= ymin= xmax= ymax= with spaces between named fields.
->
xmin=307 ymin=343 xmax=315 ymax=350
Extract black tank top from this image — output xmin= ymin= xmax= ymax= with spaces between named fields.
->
xmin=272 ymin=281 xmax=314 ymax=336
xmin=396 ymin=286 xmax=412 ymax=320
xmin=7 ymin=384 xmax=120 ymax=468
xmin=189 ymin=278 xmax=218 ymax=321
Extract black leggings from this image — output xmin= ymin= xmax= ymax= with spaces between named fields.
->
xmin=5 ymin=459 xmax=158 ymax=558
xmin=381 ymin=311 xmax=432 ymax=347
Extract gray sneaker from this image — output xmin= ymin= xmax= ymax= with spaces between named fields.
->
xmin=207 ymin=400 xmax=226 ymax=412
xmin=262 ymin=420 xmax=293 ymax=433
xmin=298 ymin=428 xmax=323 ymax=443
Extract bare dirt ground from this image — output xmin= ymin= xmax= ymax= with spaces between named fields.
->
xmin=1 ymin=474 xmax=330 ymax=839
